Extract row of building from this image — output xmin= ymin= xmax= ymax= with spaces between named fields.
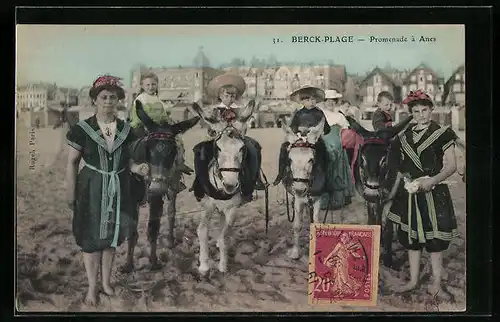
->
xmin=16 ymin=47 xmax=466 ymax=128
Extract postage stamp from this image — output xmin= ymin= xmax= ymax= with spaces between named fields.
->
xmin=308 ymin=224 xmax=381 ymax=307
xmin=16 ymin=14 xmax=468 ymax=312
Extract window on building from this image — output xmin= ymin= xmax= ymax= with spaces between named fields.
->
xmin=382 ymin=85 xmax=389 ymax=91
xmin=426 ymin=84 xmax=434 ymax=93
xmin=453 ymin=83 xmax=461 ymax=92
xmin=195 ymin=72 xmax=199 ymax=78
xmin=419 ymin=76 xmax=424 ymax=82
xmin=409 ymin=84 xmax=417 ymax=91
xmin=367 ymin=86 xmax=373 ymax=96
xmin=427 ymin=74 xmax=432 ymax=81
xmin=411 ymin=75 xmax=416 ymax=81
xmin=455 ymin=74 xmax=460 ymax=80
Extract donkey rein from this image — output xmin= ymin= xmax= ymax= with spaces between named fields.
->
xmin=260 ymin=168 xmax=271 ymax=235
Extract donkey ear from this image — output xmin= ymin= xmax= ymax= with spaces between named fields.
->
xmin=281 ymin=117 xmax=298 ymax=143
xmin=345 ymin=114 xmax=372 ymax=138
xmin=190 ymin=102 xmax=218 ymax=127
xmin=307 ymin=117 xmax=325 ymax=143
xmin=387 ymin=115 xmax=414 ymax=138
xmin=171 ymin=116 xmax=200 ymax=135
xmin=281 ymin=116 xmax=293 ymax=134
xmin=135 ymin=100 xmax=158 ymax=131
xmin=238 ymin=99 xmax=256 ymax=123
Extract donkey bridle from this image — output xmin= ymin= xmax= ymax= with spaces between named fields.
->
xmin=285 ymin=139 xmax=322 ymax=224
xmin=141 ymin=130 xmax=178 ymax=185
xmin=356 ymin=137 xmax=391 ymax=194
xmin=212 ymin=124 xmax=247 ymax=181
xmin=289 ymin=140 xmax=316 ymax=184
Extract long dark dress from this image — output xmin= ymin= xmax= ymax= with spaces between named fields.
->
xmin=386 ymin=121 xmax=459 ymax=252
xmin=320 ymin=124 xmax=355 ymax=210
xmin=66 ymin=115 xmax=138 ymax=253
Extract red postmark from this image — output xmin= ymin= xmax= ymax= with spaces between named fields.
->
xmin=308 ymin=224 xmax=381 ymax=307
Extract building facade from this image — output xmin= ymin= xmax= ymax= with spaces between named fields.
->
xmin=442 ymin=64 xmax=465 ymax=106
xmin=128 ymin=47 xmax=224 ymax=107
xmin=401 ymin=63 xmax=445 ymax=105
xmin=358 ymin=67 xmax=403 ymax=106
xmin=16 ymin=83 xmax=56 ymax=112
xmin=223 ymin=64 xmax=347 ymax=101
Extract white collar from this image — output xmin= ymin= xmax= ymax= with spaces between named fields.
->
xmin=97 ymin=119 xmax=117 ymax=126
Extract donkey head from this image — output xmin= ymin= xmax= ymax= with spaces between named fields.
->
xmin=345 ymin=114 xmax=413 ymax=202
xmin=281 ymin=116 xmax=325 ymax=197
xmin=135 ymin=99 xmax=200 ymax=196
xmin=191 ymin=100 xmax=256 ymax=194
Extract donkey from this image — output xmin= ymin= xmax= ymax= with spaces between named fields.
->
xmin=344 ymin=114 xmax=413 ymax=268
xmin=190 ymin=100 xmax=257 ymax=276
xmin=122 ymin=100 xmax=200 ymax=272
xmin=280 ymin=117 xmax=329 ymax=260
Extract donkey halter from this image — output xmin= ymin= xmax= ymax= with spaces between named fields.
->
xmin=212 ymin=124 xmax=247 ymax=178
xmin=289 ymin=137 xmax=316 ymax=184
xmin=358 ymin=137 xmax=390 ymax=189
xmin=143 ymin=131 xmax=177 ymax=184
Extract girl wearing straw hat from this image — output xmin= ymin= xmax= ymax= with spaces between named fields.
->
xmin=272 ymin=85 xmax=331 ymax=186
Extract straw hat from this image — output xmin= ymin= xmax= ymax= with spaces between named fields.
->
xmin=325 ymin=89 xmax=343 ymax=99
xmin=289 ymin=85 xmax=325 ymax=103
xmin=207 ymin=73 xmax=247 ymax=99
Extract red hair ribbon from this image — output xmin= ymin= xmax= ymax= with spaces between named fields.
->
xmin=402 ymin=89 xmax=431 ymax=104
xmin=92 ymin=75 xmax=123 ymax=88
xmin=221 ymin=108 xmax=238 ymax=122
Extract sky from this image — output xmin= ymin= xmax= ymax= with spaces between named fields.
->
xmin=16 ymin=24 xmax=464 ymax=89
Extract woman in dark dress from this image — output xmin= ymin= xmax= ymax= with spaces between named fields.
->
xmin=386 ymin=89 xmax=459 ymax=299
xmin=65 ymin=75 xmax=149 ymax=305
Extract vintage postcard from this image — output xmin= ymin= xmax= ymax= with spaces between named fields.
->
xmin=308 ymin=224 xmax=380 ymax=307
xmin=16 ymin=23 xmax=466 ymax=313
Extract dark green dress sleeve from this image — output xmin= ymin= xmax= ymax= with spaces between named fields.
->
xmin=66 ymin=123 xmax=85 ymax=151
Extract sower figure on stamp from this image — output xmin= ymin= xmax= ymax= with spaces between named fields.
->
xmin=65 ymin=75 xmax=149 ymax=306
xmin=190 ymin=73 xmax=267 ymax=203
xmin=323 ymin=232 xmax=363 ymax=296
xmin=386 ymin=90 xmax=459 ymax=299
xmin=273 ymin=84 xmax=331 ymax=187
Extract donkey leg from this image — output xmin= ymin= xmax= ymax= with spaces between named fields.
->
xmin=312 ymin=197 xmax=322 ymax=223
xmin=288 ymin=198 xmax=305 ymax=260
xmin=218 ymin=206 xmax=236 ymax=273
xmin=121 ymin=229 xmax=138 ymax=273
xmin=382 ymin=222 xmax=394 ymax=268
xmin=121 ymin=205 xmax=139 ymax=273
xmin=197 ymin=201 xmax=214 ymax=276
xmin=148 ymin=196 xmax=164 ymax=270
xmin=165 ymin=191 xmax=177 ymax=249
xmin=366 ymin=202 xmax=377 ymax=225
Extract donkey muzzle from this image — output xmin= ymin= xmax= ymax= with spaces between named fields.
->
xmin=148 ymin=176 xmax=169 ymax=196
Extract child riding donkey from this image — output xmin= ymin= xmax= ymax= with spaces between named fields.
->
xmin=129 ymin=72 xmax=193 ymax=187
xmin=273 ymin=85 xmax=331 ymax=187
xmin=190 ymin=73 xmax=267 ymax=204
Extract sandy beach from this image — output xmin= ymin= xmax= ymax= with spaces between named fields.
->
xmin=16 ymin=122 xmax=466 ymax=313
